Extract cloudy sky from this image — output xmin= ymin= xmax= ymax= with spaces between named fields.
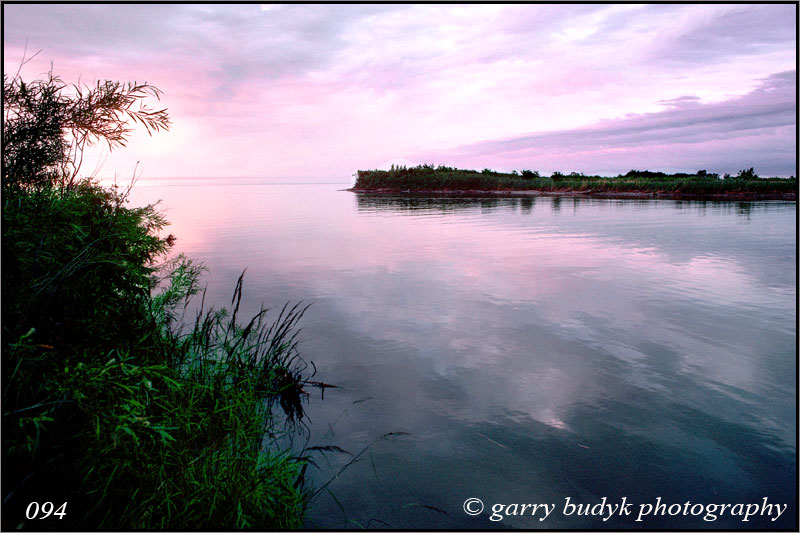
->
xmin=3 ymin=3 xmax=797 ymax=181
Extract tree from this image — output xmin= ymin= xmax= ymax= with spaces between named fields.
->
xmin=736 ymin=167 xmax=758 ymax=180
xmin=3 ymin=70 xmax=170 ymax=192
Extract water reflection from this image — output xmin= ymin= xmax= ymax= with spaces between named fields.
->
xmin=354 ymin=193 xmax=785 ymax=221
xmin=737 ymin=201 xmax=753 ymax=219
xmin=129 ymin=184 xmax=796 ymax=529
xmin=355 ymin=194 xmax=520 ymax=215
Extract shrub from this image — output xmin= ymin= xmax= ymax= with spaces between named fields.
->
xmin=3 ymin=72 xmax=169 ymax=192
xmin=3 ymin=68 xmax=310 ymax=530
xmin=736 ymin=167 xmax=759 ymax=180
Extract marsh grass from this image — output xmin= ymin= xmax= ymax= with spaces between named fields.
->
xmin=2 ymin=184 xmax=314 ymax=529
xmin=354 ymin=165 xmax=797 ymax=195
xmin=3 ymin=69 xmax=312 ymax=529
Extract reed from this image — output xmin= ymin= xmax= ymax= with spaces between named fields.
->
xmin=3 ymin=69 xmax=311 ymax=529
xmin=2 ymin=180 xmax=314 ymax=530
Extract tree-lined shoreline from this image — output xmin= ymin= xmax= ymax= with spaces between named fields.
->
xmin=351 ymin=165 xmax=797 ymax=201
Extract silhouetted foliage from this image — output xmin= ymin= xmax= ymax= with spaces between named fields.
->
xmin=3 ymin=68 xmax=310 ymax=530
xmin=353 ymin=165 xmax=795 ymax=196
xmin=3 ymin=71 xmax=169 ymax=192
xmin=736 ymin=167 xmax=759 ymax=180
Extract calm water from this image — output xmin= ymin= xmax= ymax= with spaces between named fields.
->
xmin=130 ymin=181 xmax=796 ymax=529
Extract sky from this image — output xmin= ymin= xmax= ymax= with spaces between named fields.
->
xmin=3 ymin=3 xmax=797 ymax=182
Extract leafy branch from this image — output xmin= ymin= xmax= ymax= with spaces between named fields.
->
xmin=3 ymin=66 xmax=170 ymax=191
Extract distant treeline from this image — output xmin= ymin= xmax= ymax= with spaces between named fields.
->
xmin=353 ymin=165 xmax=797 ymax=196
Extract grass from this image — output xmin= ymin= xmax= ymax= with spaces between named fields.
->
xmin=2 ymin=183 xmax=313 ymax=530
xmin=3 ymin=68 xmax=316 ymax=529
xmin=353 ymin=165 xmax=797 ymax=197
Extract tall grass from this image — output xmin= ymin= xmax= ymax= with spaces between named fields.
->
xmin=353 ymin=165 xmax=797 ymax=195
xmin=3 ymin=67 xmax=317 ymax=529
xmin=3 ymin=185 xmax=312 ymax=531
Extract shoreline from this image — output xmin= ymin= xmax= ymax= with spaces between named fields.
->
xmin=348 ymin=187 xmax=797 ymax=201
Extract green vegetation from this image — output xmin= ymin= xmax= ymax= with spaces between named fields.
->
xmin=3 ymin=70 xmax=312 ymax=529
xmin=354 ymin=164 xmax=797 ymax=197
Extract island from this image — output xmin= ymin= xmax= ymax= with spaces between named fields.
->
xmin=350 ymin=165 xmax=797 ymax=201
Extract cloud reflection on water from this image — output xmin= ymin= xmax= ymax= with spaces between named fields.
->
xmin=128 ymin=184 xmax=795 ymax=527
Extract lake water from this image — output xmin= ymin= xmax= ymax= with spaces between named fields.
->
xmin=129 ymin=181 xmax=796 ymax=529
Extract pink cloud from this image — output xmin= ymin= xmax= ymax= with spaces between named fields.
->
xmin=426 ymin=71 xmax=796 ymax=176
xmin=3 ymin=4 xmax=796 ymax=180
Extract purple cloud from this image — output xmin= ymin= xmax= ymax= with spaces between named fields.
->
xmin=2 ymin=4 xmax=796 ymax=180
xmin=423 ymin=71 xmax=797 ymax=177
